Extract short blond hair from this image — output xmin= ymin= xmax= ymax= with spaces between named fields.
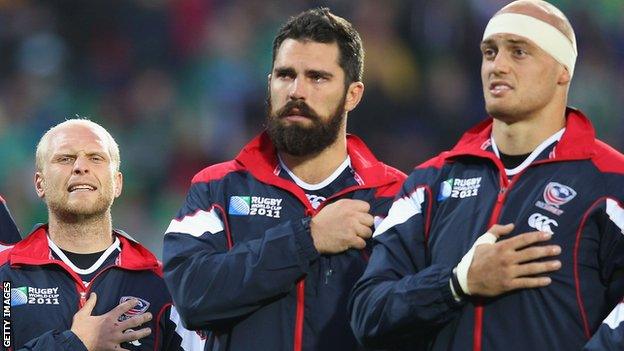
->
xmin=35 ymin=119 xmax=121 ymax=172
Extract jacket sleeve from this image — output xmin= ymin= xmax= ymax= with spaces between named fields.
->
xmin=0 ymin=197 xmax=21 ymax=247
xmin=16 ymin=330 xmax=87 ymax=351
xmin=348 ymin=173 xmax=464 ymax=349
xmin=156 ymin=304 xmax=206 ymax=351
xmin=162 ymin=181 xmax=320 ymax=330
xmin=584 ymin=299 xmax=624 ymax=351
xmin=600 ymin=198 xmax=624 ymax=304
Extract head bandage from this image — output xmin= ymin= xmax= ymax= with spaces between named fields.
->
xmin=483 ymin=13 xmax=577 ymax=78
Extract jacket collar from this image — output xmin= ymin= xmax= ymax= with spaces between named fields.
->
xmin=9 ymin=224 xmax=160 ymax=273
xmin=234 ymin=132 xmax=400 ymax=209
xmin=446 ymin=107 xmax=596 ymax=161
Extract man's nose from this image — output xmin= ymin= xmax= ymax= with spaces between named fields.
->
xmin=288 ymin=77 xmax=308 ymax=100
xmin=72 ymin=156 xmax=90 ymax=175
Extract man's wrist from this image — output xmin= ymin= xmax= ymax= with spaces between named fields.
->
xmin=450 ymin=267 xmax=467 ymax=301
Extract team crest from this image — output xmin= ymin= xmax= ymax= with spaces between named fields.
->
xmin=118 ymin=296 xmax=150 ymax=321
xmin=535 ymin=182 xmax=576 ymax=216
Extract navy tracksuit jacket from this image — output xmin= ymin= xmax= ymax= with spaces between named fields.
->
xmin=349 ymin=109 xmax=624 ymax=351
xmin=0 ymin=225 xmax=202 ymax=350
xmin=163 ymin=132 xmax=406 ymax=351
xmin=584 ymin=298 xmax=624 ymax=350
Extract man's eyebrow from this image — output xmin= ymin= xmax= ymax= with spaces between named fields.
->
xmin=274 ymin=67 xmax=296 ymax=75
xmin=506 ymin=38 xmax=530 ymax=45
xmin=480 ymin=39 xmax=496 ymax=49
xmin=305 ymin=69 xmax=333 ymax=78
xmin=480 ymin=38 xmax=531 ymax=48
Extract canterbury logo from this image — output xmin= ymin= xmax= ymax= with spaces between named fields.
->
xmin=528 ymin=213 xmax=558 ymax=234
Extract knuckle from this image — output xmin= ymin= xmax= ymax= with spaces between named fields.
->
xmin=542 ymin=262 xmax=556 ymax=272
xmin=349 ymin=217 xmax=359 ymax=227
xmin=539 ymin=247 xmax=553 ymax=257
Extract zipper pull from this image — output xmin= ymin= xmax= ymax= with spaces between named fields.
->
xmin=324 ymin=269 xmax=333 ymax=284
xmin=498 ymin=186 xmax=507 ymax=200
xmin=79 ymin=291 xmax=88 ymax=307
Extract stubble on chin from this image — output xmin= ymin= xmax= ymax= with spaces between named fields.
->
xmin=46 ymin=191 xmax=114 ymax=223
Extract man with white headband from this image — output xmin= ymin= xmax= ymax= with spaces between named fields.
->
xmin=349 ymin=1 xmax=624 ymax=350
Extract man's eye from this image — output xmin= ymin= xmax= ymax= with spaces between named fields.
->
xmin=514 ymin=49 xmax=527 ymax=57
xmin=483 ymin=49 xmax=495 ymax=57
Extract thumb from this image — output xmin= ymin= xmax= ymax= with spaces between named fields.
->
xmin=487 ymin=223 xmax=514 ymax=239
xmin=78 ymin=292 xmax=97 ymax=316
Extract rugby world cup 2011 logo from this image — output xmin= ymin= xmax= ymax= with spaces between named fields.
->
xmin=10 ymin=287 xmax=28 ymax=306
xmin=229 ymin=196 xmax=251 ymax=216
xmin=543 ymin=182 xmax=577 ymax=206
xmin=118 ymin=296 xmax=150 ymax=321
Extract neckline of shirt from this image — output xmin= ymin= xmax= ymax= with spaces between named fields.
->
xmin=47 ymin=235 xmax=121 ymax=275
xmin=491 ymin=128 xmax=565 ymax=176
xmin=278 ymin=155 xmax=351 ymax=191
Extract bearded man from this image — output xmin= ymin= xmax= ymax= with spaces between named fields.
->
xmin=163 ymin=7 xmax=406 ymax=351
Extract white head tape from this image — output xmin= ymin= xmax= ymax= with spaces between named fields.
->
xmin=483 ymin=13 xmax=577 ymax=78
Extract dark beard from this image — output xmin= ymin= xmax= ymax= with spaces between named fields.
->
xmin=266 ymin=94 xmax=346 ymax=157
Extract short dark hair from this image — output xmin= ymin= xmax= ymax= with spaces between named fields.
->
xmin=272 ymin=7 xmax=364 ymax=85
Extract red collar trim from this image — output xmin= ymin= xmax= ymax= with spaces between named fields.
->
xmin=9 ymin=225 xmax=160 ymax=273
xmin=234 ymin=132 xmax=400 ymax=209
xmin=447 ymin=108 xmax=596 ymax=160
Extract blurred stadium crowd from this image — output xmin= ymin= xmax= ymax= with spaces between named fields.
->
xmin=0 ymin=0 xmax=622 ymax=255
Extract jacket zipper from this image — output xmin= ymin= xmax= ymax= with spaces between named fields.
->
xmin=443 ymin=139 xmax=585 ymax=350
xmin=76 ymin=265 xmax=130 ymax=308
xmin=474 ymin=169 xmax=529 ymax=351
xmin=293 ymin=187 xmax=374 ymax=351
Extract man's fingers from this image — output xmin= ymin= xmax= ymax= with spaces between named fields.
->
xmin=110 ymin=298 xmax=140 ymax=318
xmin=356 ymin=212 xmax=374 ymax=228
xmin=343 ymin=199 xmax=371 ymax=212
xmin=515 ymin=245 xmax=561 ymax=263
xmin=504 ymin=231 xmax=552 ymax=250
xmin=120 ymin=327 xmax=151 ymax=344
xmin=77 ymin=292 xmax=97 ymax=316
xmin=354 ymin=224 xmax=373 ymax=240
xmin=119 ymin=312 xmax=152 ymax=330
xmin=349 ymin=237 xmax=367 ymax=250
xmin=509 ymin=276 xmax=552 ymax=290
xmin=515 ymin=260 xmax=561 ymax=277
xmin=487 ymin=223 xmax=514 ymax=238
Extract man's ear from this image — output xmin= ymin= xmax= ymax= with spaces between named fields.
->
xmin=34 ymin=172 xmax=45 ymax=199
xmin=114 ymin=171 xmax=123 ymax=198
xmin=557 ymin=66 xmax=571 ymax=85
xmin=344 ymin=81 xmax=364 ymax=112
